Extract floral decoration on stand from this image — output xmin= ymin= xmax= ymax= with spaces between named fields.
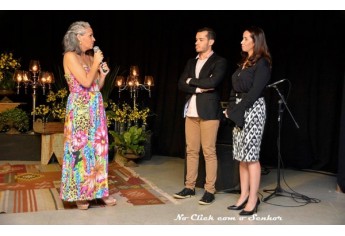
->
xmin=32 ymin=88 xmax=68 ymax=123
xmin=106 ymin=101 xmax=150 ymax=132
xmin=106 ymin=101 xmax=151 ymax=160
xmin=108 ymin=102 xmax=131 ymax=126
xmin=0 ymin=52 xmax=21 ymax=90
xmin=138 ymin=107 xmax=150 ymax=129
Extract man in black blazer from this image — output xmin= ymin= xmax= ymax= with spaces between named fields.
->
xmin=174 ymin=27 xmax=227 ymax=205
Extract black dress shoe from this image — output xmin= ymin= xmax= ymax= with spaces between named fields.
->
xmin=227 ymin=196 xmax=249 ymax=210
xmin=239 ymin=198 xmax=260 ymax=216
xmin=173 ymin=188 xmax=195 ymax=199
xmin=198 ymin=191 xmax=215 ymax=205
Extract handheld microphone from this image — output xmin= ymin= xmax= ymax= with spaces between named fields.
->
xmin=267 ymin=79 xmax=286 ymax=88
xmin=93 ymin=46 xmax=108 ymax=73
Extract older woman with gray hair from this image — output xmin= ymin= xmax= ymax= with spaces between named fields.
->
xmin=59 ymin=21 xmax=116 ymax=210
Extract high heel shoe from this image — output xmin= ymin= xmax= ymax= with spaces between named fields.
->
xmin=227 ymin=196 xmax=249 ymax=210
xmin=102 ymin=196 xmax=117 ymax=206
xmin=239 ymin=198 xmax=260 ymax=216
xmin=76 ymin=200 xmax=90 ymax=210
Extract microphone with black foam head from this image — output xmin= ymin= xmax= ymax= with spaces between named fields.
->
xmin=266 ymin=79 xmax=286 ymax=88
xmin=93 ymin=46 xmax=108 ymax=73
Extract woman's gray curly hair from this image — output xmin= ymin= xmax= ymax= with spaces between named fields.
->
xmin=62 ymin=21 xmax=91 ymax=54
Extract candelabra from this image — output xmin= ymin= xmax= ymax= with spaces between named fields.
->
xmin=115 ymin=65 xmax=154 ymax=108
xmin=13 ymin=60 xmax=54 ymax=124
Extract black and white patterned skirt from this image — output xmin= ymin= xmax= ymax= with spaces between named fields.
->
xmin=233 ymin=97 xmax=266 ymax=162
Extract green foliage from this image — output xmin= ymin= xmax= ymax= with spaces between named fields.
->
xmin=0 ymin=108 xmax=29 ymax=132
xmin=109 ymin=126 xmax=147 ymax=156
xmin=0 ymin=71 xmax=15 ymax=90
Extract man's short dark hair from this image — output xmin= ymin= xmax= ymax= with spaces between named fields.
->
xmin=198 ymin=27 xmax=216 ymax=40
xmin=197 ymin=27 xmax=216 ymax=40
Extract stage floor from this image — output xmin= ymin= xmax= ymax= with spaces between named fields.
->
xmin=1 ymin=155 xmax=344 ymax=229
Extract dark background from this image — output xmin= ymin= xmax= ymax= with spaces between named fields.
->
xmin=1 ymin=11 xmax=344 ymax=176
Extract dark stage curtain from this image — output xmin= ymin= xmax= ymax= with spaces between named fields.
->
xmin=338 ymin=75 xmax=345 ymax=192
xmin=0 ymin=10 xmax=344 ymax=174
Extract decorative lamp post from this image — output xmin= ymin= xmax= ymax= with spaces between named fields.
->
xmin=115 ymin=65 xmax=154 ymax=108
xmin=13 ymin=59 xmax=54 ymax=124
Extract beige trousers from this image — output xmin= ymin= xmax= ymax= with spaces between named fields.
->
xmin=185 ymin=117 xmax=219 ymax=194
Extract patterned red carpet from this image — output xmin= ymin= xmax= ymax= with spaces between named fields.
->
xmin=0 ymin=161 xmax=173 ymax=214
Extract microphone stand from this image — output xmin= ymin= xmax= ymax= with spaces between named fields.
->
xmin=263 ymin=85 xmax=299 ymax=202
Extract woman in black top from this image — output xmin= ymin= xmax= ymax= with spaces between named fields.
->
xmin=225 ymin=26 xmax=271 ymax=215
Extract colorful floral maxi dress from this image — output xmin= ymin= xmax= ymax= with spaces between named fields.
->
xmin=60 ymin=68 xmax=109 ymax=202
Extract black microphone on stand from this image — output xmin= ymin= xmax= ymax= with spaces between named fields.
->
xmin=93 ymin=46 xmax=108 ymax=73
xmin=267 ymin=79 xmax=286 ymax=88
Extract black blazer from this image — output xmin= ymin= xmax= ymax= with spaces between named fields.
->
xmin=226 ymin=57 xmax=271 ymax=128
xmin=178 ymin=53 xmax=227 ymax=120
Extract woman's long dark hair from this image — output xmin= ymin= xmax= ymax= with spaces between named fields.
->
xmin=239 ymin=26 xmax=272 ymax=68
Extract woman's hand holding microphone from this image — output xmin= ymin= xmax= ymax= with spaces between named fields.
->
xmin=93 ymin=46 xmax=109 ymax=76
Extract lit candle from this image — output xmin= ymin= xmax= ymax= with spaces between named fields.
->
xmin=117 ymin=80 xmax=122 ymax=86
xmin=32 ymin=65 xmax=38 ymax=72
xmin=130 ymin=66 xmax=139 ymax=76
xmin=144 ymin=76 xmax=154 ymax=86
xmin=23 ymin=74 xmax=29 ymax=82
xmin=17 ymin=74 xmax=22 ymax=82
